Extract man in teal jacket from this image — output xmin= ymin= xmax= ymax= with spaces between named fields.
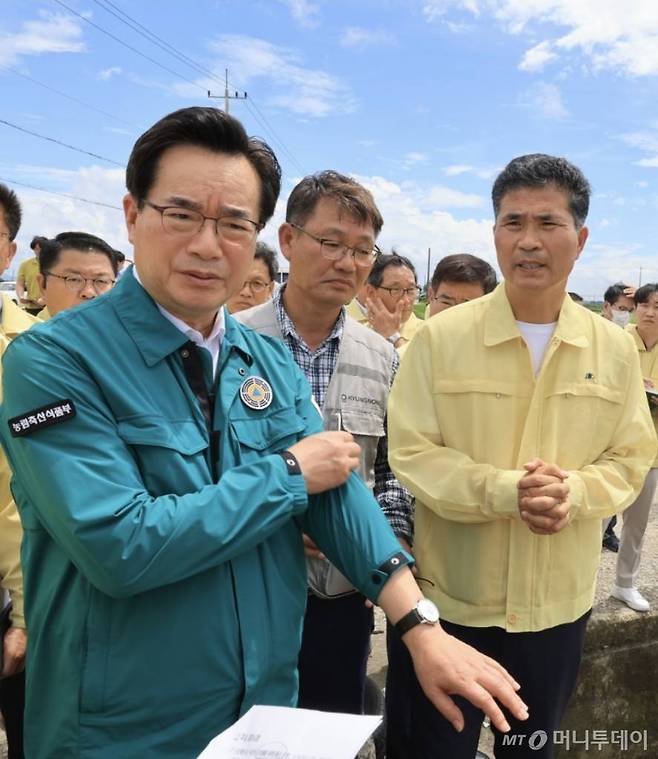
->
xmin=0 ymin=107 xmax=526 ymax=758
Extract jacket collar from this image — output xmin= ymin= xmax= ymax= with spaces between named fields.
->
xmin=483 ymin=283 xmax=589 ymax=349
xmin=110 ymin=267 xmax=253 ymax=368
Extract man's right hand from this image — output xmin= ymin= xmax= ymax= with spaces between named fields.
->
xmin=517 ymin=459 xmax=571 ymax=534
xmin=288 ymin=431 xmax=361 ymax=494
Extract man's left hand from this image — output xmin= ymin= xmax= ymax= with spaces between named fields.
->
xmin=2 ymin=626 xmax=27 ymax=678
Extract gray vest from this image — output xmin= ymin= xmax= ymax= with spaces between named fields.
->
xmin=236 ymin=300 xmax=394 ymax=597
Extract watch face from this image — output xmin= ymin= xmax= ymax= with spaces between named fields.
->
xmin=417 ymin=598 xmax=440 ymax=624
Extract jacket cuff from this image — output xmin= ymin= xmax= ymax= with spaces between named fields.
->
xmin=487 ymin=469 xmax=525 ymax=518
xmin=359 ymin=549 xmax=414 ymax=602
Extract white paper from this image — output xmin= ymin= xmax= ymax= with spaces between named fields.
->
xmin=198 ymin=704 xmax=381 ymax=759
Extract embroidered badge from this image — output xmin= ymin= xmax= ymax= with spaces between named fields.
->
xmin=8 ymin=399 xmax=76 ymax=437
xmin=239 ymin=376 xmax=273 ymax=410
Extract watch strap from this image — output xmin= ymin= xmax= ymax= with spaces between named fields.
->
xmin=394 ymin=607 xmax=423 ymax=637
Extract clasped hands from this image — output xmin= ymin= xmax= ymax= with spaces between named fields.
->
xmin=517 ymin=458 xmax=571 ymax=535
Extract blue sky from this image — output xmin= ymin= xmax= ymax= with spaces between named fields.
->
xmin=3 ymin=0 xmax=658 ymax=299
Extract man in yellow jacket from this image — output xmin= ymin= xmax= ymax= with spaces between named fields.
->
xmin=0 ymin=183 xmax=38 ymax=759
xmin=387 ymin=154 xmax=657 ymax=759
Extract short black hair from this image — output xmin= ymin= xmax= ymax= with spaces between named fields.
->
xmin=634 ymin=283 xmax=658 ymax=305
xmin=568 ymin=291 xmax=584 ymax=303
xmin=254 ymin=241 xmax=279 ymax=282
xmin=492 ymin=154 xmax=591 ymax=229
xmin=0 ymin=183 xmax=22 ymax=240
xmin=126 ymin=106 xmax=281 ymax=226
xmin=604 ymin=282 xmax=632 ymax=306
xmin=39 ymin=232 xmax=121 ymax=276
xmin=367 ymin=252 xmax=416 ymax=288
xmin=431 ymin=254 xmax=497 ymax=294
xmin=286 ymin=170 xmax=383 ymax=236
xmin=30 ymin=235 xmax=48 ymax=251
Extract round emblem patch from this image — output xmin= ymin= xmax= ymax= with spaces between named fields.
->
xmin=239 ymin=376 xmax=273 ymax=410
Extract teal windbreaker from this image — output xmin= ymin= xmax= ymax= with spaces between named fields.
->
xmin=0 ymin=271 xmax=410 ymax=758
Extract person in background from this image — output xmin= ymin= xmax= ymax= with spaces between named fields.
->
xmin=237 ymin=170 xmax=413 ymax=717
xmin=387 ymin=153 xmax=656 ymax=758
xmin=602 ymin=282 xmax=635 ymax=327
xmin=600 ymin=282 xmax=636 ymax=552
xmin=568 ymin=291 xmax=584 ymax=304
xmin=427 ymin=254 xmax=497 ymax=318
xmin=0 ymin=183 xmax=37 ymax=759
xmin=16 ymin=236 xmax=47 ymax=316
xmin=347 ymin=252 xmax=423 ymax=351
xmin=36 ymin=232 xmax=118 ymax=320
xmin=611 ymin=283 xmax=658 ymax=611
xmin=226 ymin=241 xmax=278 ymax=313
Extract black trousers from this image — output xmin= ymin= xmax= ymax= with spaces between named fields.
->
xmin=297 ymin=593 xmax=374 ymax=714
xmin=386 ymin=611 xmax=591 ymax=759
xmin=0 ymin=670 xmax=25 ymax=759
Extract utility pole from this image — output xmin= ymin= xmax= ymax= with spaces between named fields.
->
xmin=208 ymin=69 xmax=247 ymax=114
xmin=426 ymin=248 xmax=431 ymax=293
xmin=639 ymin=267 xmax=643 ymax=287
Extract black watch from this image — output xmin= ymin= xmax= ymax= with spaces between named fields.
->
xmin=394 ymin=598 xmax=440 ymax=637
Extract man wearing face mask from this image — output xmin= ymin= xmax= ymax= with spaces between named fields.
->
xmin=603 ymin=282 xmax=635 ymax=328
xmin=601 ymin=282 xmax=636 ymax=552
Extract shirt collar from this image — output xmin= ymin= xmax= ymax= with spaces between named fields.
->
xmin=483 ymin=283 xmax=589 ymax=349
xmin=273 ymin=284 xmax=345 ymax=347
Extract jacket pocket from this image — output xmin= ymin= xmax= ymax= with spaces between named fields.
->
xmin=231 ymin=407 xmax=306 ymax=455
xmin=543 ymin=383 xmax=624 ymax=464
xmin=340 ymin=410 xmax=385 ymax=490
xmin=116 ymin=415 xmax=209 ymax=493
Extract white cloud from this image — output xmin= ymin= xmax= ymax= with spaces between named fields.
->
xmin=636 ymin=157 xmax=658 ymax=168
xmin=173 ymin=35 xmax=354 ymax=118
xmin=353 ymin=173 xmax=495 ymax=281
xmin=0 ymin=11 xmax=85 ymax=67
xmin=443 ymin=164 xmax=497 ymax=179
xmin=403 ymin=152 xmax=429 ymax=168
xmin=98 ymin=66 xmax=122 ymax=81
xmin=621 ymin=130 xmax=658 ymax=168
xmin=519 ymin=82 xmax=568 ymax=120
xmin=340 ymin=27 xmax=395 ymax=48
xmin=278 ymin=0 xmax=319 ymax=28
xmin=6 ymin=166 xmax=128 ymax=271
xmin=519 ymin=41 xmax=557 ymax=72
xmin=427 ymin=1 xmax=658 ymax=77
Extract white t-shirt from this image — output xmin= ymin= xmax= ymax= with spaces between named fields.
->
xmin=517 ymin=320 xmax=557 ymax=376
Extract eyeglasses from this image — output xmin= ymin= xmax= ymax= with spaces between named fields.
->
xmin=377 ymin=285 xmax=421 ymax=302
xmin=289 ymin=222 xmax=380 ymax=267
xmin=44 ymin=272 xmax=115 ymax=294
xmin=241 ymin=279 xmax=271 ymax=294
xmin=145 ymin=201 xmax=261 ymax=245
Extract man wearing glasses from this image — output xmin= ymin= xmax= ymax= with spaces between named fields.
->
xmin=226 ymin=241 xmax=278 ymax=313
xmin=0 ymin=109 xmax=527 ymax=758
xmin=427 ymin=253 xmax=498 ymax=318
xmin=36 ymin=231 xmax=119 ymax=320
xmin=237 ymin=170 xmax=414 ymax=717
xmin=348 ymin=253 xmax=423 ymax=353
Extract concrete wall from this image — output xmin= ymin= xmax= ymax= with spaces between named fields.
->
xmin=556 ymin=608 xmax=658 ymax=758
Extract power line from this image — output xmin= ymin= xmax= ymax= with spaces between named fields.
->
xmin=0 ymin=118 xmax=124 ymax=167
xmin=91 ymin=0 xmax=214 ymax=81
xmin=0 ymin=177 xmax=123 ymax=211
xmin=51 ymin=0 xmax=204 ymax=92
xmin=0 ymin=64 xmax=137 ymax=129
xmin=80 ymin=0 xmax=305 ymax=174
